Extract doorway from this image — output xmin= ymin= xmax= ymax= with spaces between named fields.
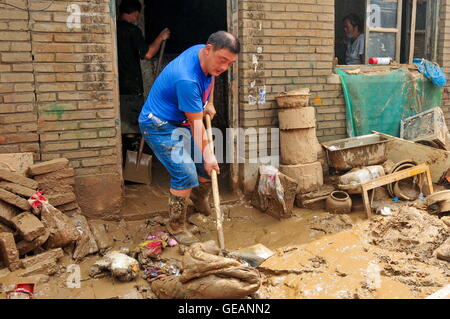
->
xmin=116 ymin=0 xmax=233 ymax=204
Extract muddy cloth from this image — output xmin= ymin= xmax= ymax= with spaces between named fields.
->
xmin=150 ymin=241 xmax=261 ymax=299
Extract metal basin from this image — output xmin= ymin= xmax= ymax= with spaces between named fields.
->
xmin=322 ymin=134 xmax=388 ymax=171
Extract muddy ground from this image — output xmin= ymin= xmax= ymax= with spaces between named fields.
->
xmin=0 ymin=163 xmax=449 ymax=299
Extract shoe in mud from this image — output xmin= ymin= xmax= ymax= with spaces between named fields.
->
xmin=190 ymin=182 xmax=213 ymax=216
xmin=167 ymin=193 xmax=199 ymax=245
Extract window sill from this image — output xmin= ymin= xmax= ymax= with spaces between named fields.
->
xmin=328 ymin=63 xmax=419 ymax=84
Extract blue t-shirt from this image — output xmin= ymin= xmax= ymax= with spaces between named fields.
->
xmin=139 ymin=44 xmax=213 ymax=124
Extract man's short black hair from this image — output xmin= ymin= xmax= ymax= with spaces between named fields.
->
xmin=119 ymin=0 xmax=142 ymax=14
xmin=207 ymin=31 xmax=240 ymax=54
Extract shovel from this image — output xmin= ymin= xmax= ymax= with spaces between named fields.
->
xmin=123 ymin=137 xmax=152 ymax=184
xmin=123 ymin=40 xmax=167 ymax=184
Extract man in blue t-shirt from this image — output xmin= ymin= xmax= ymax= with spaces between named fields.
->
xmin=139 ymin=31 xmax=240 ymax=245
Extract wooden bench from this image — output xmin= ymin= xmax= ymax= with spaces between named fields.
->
xmin=361 ymin=163 xmax=433 ymax=218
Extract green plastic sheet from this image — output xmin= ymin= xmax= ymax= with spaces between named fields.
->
xmin=336 ymin=67 xmax=443 ymax=137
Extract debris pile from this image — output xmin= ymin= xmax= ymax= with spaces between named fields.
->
xmin=369 ymin=205 xmax=450 ymax=259
xmin=0 ymin=157 xmax=103 ymax=277
xmin=28 ymin=158 xmax=82 ymax=215
xmin=150 ymin=240 xmax=261 ymax=299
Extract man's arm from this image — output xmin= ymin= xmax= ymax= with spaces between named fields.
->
xmin=144 ymin=28 xmax=170 ymax=60
xmin=185 ymin=111 xmax=219 ymax=176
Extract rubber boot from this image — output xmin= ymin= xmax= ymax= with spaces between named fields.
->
xmin=166 ymin=193 xmax=199 ymax=245
xmin=190 ymin=182 xmax=213 ymax=216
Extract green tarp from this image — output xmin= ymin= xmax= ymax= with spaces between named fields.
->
xmin=336 ymin=67 xmax=443 ymax=137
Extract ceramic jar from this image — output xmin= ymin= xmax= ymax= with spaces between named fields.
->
xmin=326 ymin=191 xmax=352 ymax=214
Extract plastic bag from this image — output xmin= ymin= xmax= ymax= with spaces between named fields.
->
xmin=257 ymin=165 xmax=286 ymax=213
xmin=413 ymin=58 xmax=447 ymax=88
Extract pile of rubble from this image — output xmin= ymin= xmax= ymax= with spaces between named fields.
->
xmin=0 ymin=157 xmax=112 ymax=276
xmin=28 ymin=158 xmax=82 ymax=215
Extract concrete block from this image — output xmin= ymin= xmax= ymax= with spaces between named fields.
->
xmin=0 ymin=232 xmax=20 ymax=271
xmin=0 ymin=168 xmax=38 ymax=189
xmin=280 ymin=162 xmax=324 ymax=193
xmin=278 ymin=107 xmax=316 ymax=130
xmin=28 ymin=158 xmax=69 ymax=176
xmin=11 ymin=212 xmax=46 ymax=242
xmin=0 ymin=188 xmax=31 ymax=210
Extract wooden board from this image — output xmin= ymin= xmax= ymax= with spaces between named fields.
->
xmin=375 ymin=132 xmax=450 ymax=183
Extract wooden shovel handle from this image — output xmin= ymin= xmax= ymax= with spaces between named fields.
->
xmin=205 ymin=114 xmax=225 ymax=251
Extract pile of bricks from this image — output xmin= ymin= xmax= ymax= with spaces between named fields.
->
xmin=28 ymin=158 xmax=82 ymax=215
xmin=0 ymin=157 xmax=85 ymax=272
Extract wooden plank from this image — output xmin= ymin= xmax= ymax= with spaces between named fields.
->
xmin=361 ymin=163 xmax=428 ymax=191
xmin=396 ymin=0 xmax=403 ymax=62
xmin=409 ymin=0 xmax=417 ymax=63
xmin=228 ymin=0 xmax=241 ymax=194
xmin=368 ymin=27 xmax=399 ymax=33
xmin=361 ymin=163 xmax=433 ymax=218
xmin=365 ymin=0 xmax=370 ymax=64
xmin=374 ymin=132 xmax=450 ymax=183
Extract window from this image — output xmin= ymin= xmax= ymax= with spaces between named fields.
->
xmin=335 ymin=0 xmax=440 ymax=65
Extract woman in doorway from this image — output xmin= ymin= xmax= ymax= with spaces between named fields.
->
xmin=343 ymin=13 xmax=365 ymax=65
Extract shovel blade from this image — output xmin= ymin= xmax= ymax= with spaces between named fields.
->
xmin=123 ymin=150 xmax=152 ymax=184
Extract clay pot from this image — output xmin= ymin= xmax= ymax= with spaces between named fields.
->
xmin=326 ymin=191 xmax=352 ymax=214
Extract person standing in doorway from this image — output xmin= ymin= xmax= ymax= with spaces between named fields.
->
xmin=117 ymin=0 xmax=170 ymax=140
xmin=139 ymin=31 xmax=240 ymax=245
xmin=343 ymin=13 xmax=365 ymax=65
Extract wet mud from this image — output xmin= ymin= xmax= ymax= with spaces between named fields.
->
xmin=1 ymin=168 xmax=449 ymax=299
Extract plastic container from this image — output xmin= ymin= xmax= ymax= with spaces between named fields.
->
xmin=339 ymin=165 xmax=385 ymax=185
xmin=369 ymin=57 xmax=392 ymax=65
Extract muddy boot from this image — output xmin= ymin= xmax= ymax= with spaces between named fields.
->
xmin=190 ymin=182 xmax=212 ymax=216
xmin=166 ymin=193 xmax=199 ymax=246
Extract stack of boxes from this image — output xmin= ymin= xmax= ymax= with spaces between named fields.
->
xmin=276 ymin=89 xmax=324 ymax=195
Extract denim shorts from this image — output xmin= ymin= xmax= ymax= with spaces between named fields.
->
xmin=139 ymin=113 xmax=210 ymax=190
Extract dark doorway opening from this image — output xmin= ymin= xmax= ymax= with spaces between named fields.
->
xmin=141 ymin=0 xmax=231 ymax=188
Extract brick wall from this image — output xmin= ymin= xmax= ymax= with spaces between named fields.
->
xmin=238 ymin=0 xmax=345 ymax=191
xmin=238 ymin=0 xmax=450 ymax=192
xmin=438 ymin=0 xmax=450 ymax=124
xmin=0 ymin=0 xmax=122 ymax=218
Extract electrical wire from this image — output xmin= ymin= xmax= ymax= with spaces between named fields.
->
xmin=0 ymin=0 xmax=55 ymax=12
